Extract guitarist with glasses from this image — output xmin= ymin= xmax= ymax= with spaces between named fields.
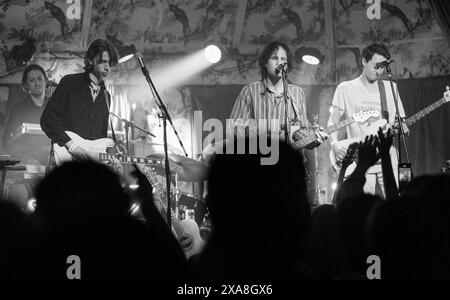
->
xmin=40 ymin=39 xmax=119 ymax=163
xmin=328 ymin=44 xmax=408 ymax=197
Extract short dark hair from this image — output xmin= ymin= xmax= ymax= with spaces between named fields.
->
xmin=258 ymin=41 xmax=293 ymax=80
xmin=84 ymin=39 xmax=118 ymax=71
xmin=22 ymin=64 xmax=48 ymax=88
xmin=362 ymin=44 xmax=391 ymax=62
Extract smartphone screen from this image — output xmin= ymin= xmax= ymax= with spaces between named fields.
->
xmin=398 ymin=163 xmax=412 ymax=192
xmin=399 ymin=163 xmax=412 ymax=182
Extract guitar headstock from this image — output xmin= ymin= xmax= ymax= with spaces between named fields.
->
xmin=444 ymin=86 xmax=450 ymax=103
xmin=353 ymin=110 xmax=381 ymax=123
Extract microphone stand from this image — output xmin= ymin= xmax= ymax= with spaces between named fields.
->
xmin=281 ymin=68 xmax=290 ymax=143
xmin=135 ymin=54 xmax=188 ymax=229
xmin=385 ymin=65 xmax=411 ymax=170
xmin=110 ymin=112 xmax=155 ymax=154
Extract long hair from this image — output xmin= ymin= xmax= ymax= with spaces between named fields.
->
xmin=258 ymin=41 xmax=293 ymax=80
xmin=84 ymin=39 xmax=118 ymax=72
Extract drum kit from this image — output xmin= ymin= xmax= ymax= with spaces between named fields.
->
xmin=130 ymin=135 xmax=209 ymax=182
xmin=129 ymin=135 xmax=211 ymax=227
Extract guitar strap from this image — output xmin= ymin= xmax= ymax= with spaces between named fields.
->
xmin=377 ymin=80 xmax=389 ymax=121
xmin=103 ymin=86 xmax=118 ymax=146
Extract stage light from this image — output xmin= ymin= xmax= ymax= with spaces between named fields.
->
xmin=130 ymin=203 xmax=140 ymax=215
xmin=204 ymin=45 xmax=222 ymax=64
xmin=331 ymin=182 xmax=337 ymax=191
xmin=296 ymin=47 xmax=325 ymax=65
xmin=303 ymin=54 xmax=320 ymax=65
xmin=129 ymin=183 xmax=139 ymax=190
xmin=27 ymin=198 xmax=37 ymax=212
xmin=117 ymin=44 xmax=137 ymax=63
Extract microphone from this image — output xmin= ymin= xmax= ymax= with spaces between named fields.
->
xmin=275 ymin=62 xmax=287 ymax=74
xmin=375 ymin=59 xmax=394 ymax=69
xmin=135 ymin=52 xmax=145 ymax=69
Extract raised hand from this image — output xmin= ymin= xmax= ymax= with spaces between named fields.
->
xmin=376 ymin=127 xmax=393 ymax=158
xmin=357 ymin=135 xmax=379 ymax=169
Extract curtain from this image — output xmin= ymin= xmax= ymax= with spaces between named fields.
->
xmin=107 ymin=84 xmax=130 ymax=140
xmin=429 ymin=0 xmax=450 ymax=41
xmin=189 ymin=79 xmax=450 ymax=186
xmin=397 ymin=76 xmax=450 ymax=176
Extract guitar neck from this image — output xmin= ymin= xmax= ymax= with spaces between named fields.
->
xmin=337 ymin=166 xmax=348 ymax=186
xmin=141 ymin=166 xmax=186 ymax=239
xmin=292 ymin=117 xmax=354 ymax=149
xmin=98 ymin=153 xmax=165 ymax=167
xmin=404 ymin=97 xmax=447 ymax=128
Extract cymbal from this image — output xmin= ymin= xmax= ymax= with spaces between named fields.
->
xmin=146 ymin=152 xmax=208 ymax=182
xmin=129 ymin=137 xmax=163 ymax=146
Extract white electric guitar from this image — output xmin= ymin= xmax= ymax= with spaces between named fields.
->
xmin=292 ymin=110 xmax=381 ymax=149
xmin=136 ymin=164 xmax=205 ymax=259
xmin=53 ymin=131 xmax=181 ymax=173
xmin=330 ymin=88 xmax=450 ymax=175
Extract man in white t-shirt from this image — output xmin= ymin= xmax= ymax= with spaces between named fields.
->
xmin=328 ymin=44 xmax=409 ymax=196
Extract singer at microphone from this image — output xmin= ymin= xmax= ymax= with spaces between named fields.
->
xmin=375 ymin=59 xmax=394 ymax=69
xmin=275 ymin=62 xmax=287 ymax=74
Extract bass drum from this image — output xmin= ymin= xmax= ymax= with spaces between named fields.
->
xmin=177 ymin=193 xmax=208 ymax=227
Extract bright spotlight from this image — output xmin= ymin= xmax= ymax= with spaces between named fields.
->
xmin=129 ymin=183 xmax=139 ymax=190
xmin=204 ymin=45 xmax=222 ymax=64
xmin=130 ymin=203 xmax=140 ymax=215
xmin=331 ymin=182 xmax=338 ymax=191
xmin=296 ymin=47 xmax=324 ymax=65
xmin=27 ymin=198 xmax=37 ymax=212
xmin=302 ymin=55 xmax=320 ymax=65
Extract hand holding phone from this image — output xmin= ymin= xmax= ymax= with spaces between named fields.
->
xmin=399 ymin=163 xmax=412 ymax=192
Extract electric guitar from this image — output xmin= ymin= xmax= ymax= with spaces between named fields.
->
xmin=137 ymin=164 xmax=205 ymax=259
xmin=291 ymin=110 xmax=381 ymax=150
xmin=53 ymin=131 xmax=181 ymax=173
xmin=330 ymin=88 xmax=450 ymax=175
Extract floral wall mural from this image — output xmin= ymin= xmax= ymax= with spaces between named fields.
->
xmin=335 ymin=0 xmax=450 ymax=81
xmin=1 ymin=0 xmax=448 ymax=85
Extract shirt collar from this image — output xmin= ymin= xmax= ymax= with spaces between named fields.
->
xmin=259 ymin=79 xmax=295 ymax=101
xmin=84 ymin=71 xmax=104 ymax=88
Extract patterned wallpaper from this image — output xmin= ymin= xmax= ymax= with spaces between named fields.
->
xmin=1 ymin=0 xmax=448 ymax=86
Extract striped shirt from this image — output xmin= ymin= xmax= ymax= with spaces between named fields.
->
xmin=229 ymin=80 xmax=309 ymax=136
